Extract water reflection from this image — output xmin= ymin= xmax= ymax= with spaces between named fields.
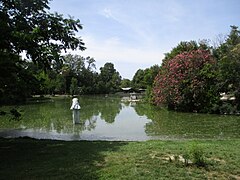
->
xmin=0 ymin=96 xmax=239 ymax=141
xmin=0 ymin=96 xmax=151 ymax=141
xmin=134 ymin=103 xmax=240 ymax=139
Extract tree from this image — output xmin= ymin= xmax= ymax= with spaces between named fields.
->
xmin=54 ymin=73 xmax=66 ymax=94
xmin=63 ymin=54 xmax=85 ymax=76
xmin=132 ymin=69 xmax=145 ymax=89
xmin=163 ymin=40 xmax=210 ymax=65
xmin=0 ymin=0 xmax=85 ymax=68
xmin=70 ymin=77 xmax=78 ymax=96
xmin=153 ymin=49 xmax=218 ymax=112
xmin=132 ymin=65 xmax=160 ymax=93
xmin=98 ymin=63 xmax=122 ymax=93
xmin=0 ymin=53 xmax=39 ymax=104
xmin=120 ymin=79 xmax=131 ymax=88
xmin=143 ymin=65 xmax=160 ymax=87
xmin=62 ymin=54 xmax=98 ymax=94
xmin=226 ymin=25 xmax=240 ymax=46
xmin=216 ymin=26 xmax=240 ymax=112
xmin=85 ymin=56 xmax=96 ymax=71
xmin=0 ymin=0 xmax=85 ymax=103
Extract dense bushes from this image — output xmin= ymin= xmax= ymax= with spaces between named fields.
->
xmin=153 ymin=26 xmax=240 ymax=114
xmin=153 ymin=50 xmax=218 ymax=112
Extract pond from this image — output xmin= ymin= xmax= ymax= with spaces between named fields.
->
xmin=0 ymin=96 xmax=239 ymax=141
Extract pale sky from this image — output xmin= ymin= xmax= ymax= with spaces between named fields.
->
xmin=49 ymin=0 xmax=240 ymax=79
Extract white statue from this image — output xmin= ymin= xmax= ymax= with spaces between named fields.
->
xmin=70 ymin=97 xmax=81 ymax=124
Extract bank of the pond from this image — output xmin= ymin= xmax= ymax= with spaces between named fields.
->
xmin=0 ymin=138 xmax=239 ymax=179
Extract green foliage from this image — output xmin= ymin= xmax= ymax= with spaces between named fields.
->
xmin=163 ymin=40 xmax=210 ymax=64
xmin=132 ymin=65 xmax=160 ymax=94
xmin=144 ymin=86 xmax=154 ymax=103
xmin=216 ymin=26 xmax=240 ymax=113
xmin=43 ymin=58 xmax=122 ymax=95
xmin=54 ymin=73 xmax=66 ymax=94
xmin=98 ymin=62 xmax=122 ymax=93
xmin=132 ymin=69 xmax=145 ymax=89
xmin=63 ymin=54 xmax=85 ymax=75
xmin=120 ymin=79 xmax=131 ymax=88
xmin=0 ymin=0 xmax=85 ymax=69
xmin=130 ymin=65 xmax=160 ymax=102
xmin=0 ymin=52 xmax=39 ymax=104
xmin=189 ymin=143 xmax=207 ymax=167
xmin=0 ymin=0 xmax=85 ymax=103
xmin=153 ymin=49 xmax=218 ymax=112
xmin=0 ymin=107 xmax=22 ymax=121
xmin=9 ymin=108 xmax=22 ymax=121
xmin=153 ymin=26 xmax=240 ymax=114
xmin=70 ymin=77 xmax=78 ymax=96
xmin=226 ymin=25 xmax=240 ymax=46
xmin=179 ymin=143 xmax=207 ymax=167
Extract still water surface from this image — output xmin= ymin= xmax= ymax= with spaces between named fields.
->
xmin=0 ymin=96 xmax=239 ymax=141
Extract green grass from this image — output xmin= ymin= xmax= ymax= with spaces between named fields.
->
xmin=0 ymin=138 xmax=239 ymax=179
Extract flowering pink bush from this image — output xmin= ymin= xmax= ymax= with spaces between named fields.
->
xmin=153 ymin=49 xmax=217 ymax=112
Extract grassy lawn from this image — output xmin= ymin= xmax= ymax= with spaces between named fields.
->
xmin=0 ymin=138 xmax=239 ymax=180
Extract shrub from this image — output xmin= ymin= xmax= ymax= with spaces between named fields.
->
xmin=190 ymin=144 xmax=206 ymax=167
xmin=153 ymin=49 xmax=218 ymax=112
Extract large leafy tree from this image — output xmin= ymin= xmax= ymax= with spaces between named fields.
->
xmin=98 ymin=63 xmax=122 ymax=94
xmin=62 ymin=54 xmax=98 ymax=94
xmin=132 ymin=65 xmax=160 ymax=90
xmin=132 ymin=69 xmax=145 ymax=89
xmin=0 ymin=0 xmax=85 ymax=103
xmin=143 ymin=65 xmax=160 ymax=88
xmin=163 ymin=40 xmax=209 ymax=64
xmin=153 ymin=49 xmax=218 ymax=112
xmin=216 ymin=26 xmax=240 ymax=112
xmin=0 ymin=0 xmax=85 ymax=68
xmin=63 ymin=54 xmax=85 ymax=76
xmin=0 ymin=53 xmax=40 ymax=103
xmin=120 ymin=79 xmax=131 ymax=88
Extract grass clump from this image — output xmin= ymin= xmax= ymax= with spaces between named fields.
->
xmin=190 ymin=143 xmax=207 ymax=167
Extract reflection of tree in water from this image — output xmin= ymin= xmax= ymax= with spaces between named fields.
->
xmin=0 ymin=96 xmax=123 ymax=136
xmin=79 ymin=96 xmax=122 ymax=124
xmin=99 ymin=98 xmax=122 ymax=123
xmin=133 ymin=103 xmax=240 ymax=139
xmin=121 ymin=100 xmax=137 ymax=108
xmin=134 ymin=102 xmax=153 ymax=117
xmin=84 ymin=116 xmax=97 ymax=131
xmin=78 ymin=96 xmax=122 ymax=125
xmin=134 ymin=103 xmax=198 ymax=137
xmin=0 ymin=98 xmax=86 ymax=135
xmin=79 ymin=98 xmax=98 ymax=131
